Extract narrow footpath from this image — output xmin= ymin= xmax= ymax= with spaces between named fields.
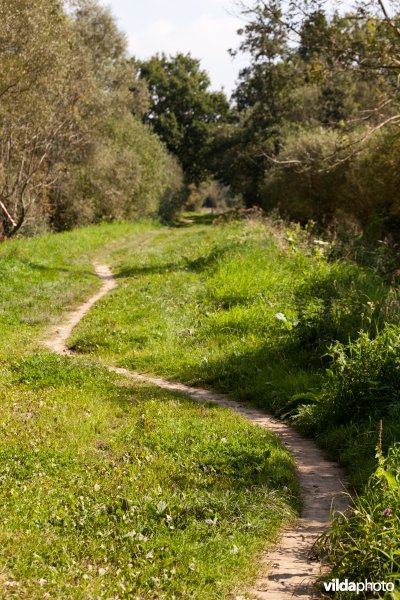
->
xmin=43 ymin=263 xmax=349 ymax=600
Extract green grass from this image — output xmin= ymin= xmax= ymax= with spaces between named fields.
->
xmin=69 ymin=216 xmax=400 ymax=596
xmin=0 ymin=221 xmax=159 ymax=355
xmin=0 ymin=221 xmax=299 ymax=598
xmin=71 ymin=218 xmax=391 ymax=488
xmin=71 ymin=221 xmax=321 ymax=399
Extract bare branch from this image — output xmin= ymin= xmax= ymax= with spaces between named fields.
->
xmin=377 ymin=0 xmax=400 ymax=40
xmin=0 ymin=200 xmax=17 ymax=227
xmin=262 ymin=154 xmax=303 ymax=165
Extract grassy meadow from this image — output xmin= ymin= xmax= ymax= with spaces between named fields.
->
xmin=70 ymin=215 xmax=400 ymax=596
xmin=72 ymin=216 xmax=393 ymax=487
xmin=0 ymin=221 xmax=299 ymax=599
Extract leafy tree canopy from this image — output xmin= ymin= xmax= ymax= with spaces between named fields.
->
xmin=139 ymin=53 xmax=231 ymax=183
xmin=0 ymin=0 xmax=181 ymax=237
xmin=211 ymin=0 xmax=400 ymax=228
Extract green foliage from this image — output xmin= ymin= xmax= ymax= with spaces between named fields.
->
xmin=261 ymin=124 xmax=400 ymax=240
xmin=52 ymin=116 xmax=181 ymax=229
xmin=184 ymin=180 xmax=241 ymax=213
xmin=0 ymin=0 xmax=182 ymax=237
xmin=293 ymin=325 xmax=400 ymax=439
xmin=223 ymin=0 xmax=400 ymax=237
xmin=71 ymin=217 xmax=400 ymax=587
xmin=211 ymin=117 xmax=273 ymax=207
xmin=262 ymin=127 xmax=347 ymax=223
xmin=293 ymin=259 xmax=387 ymax=352
xmin=139 ymin=53 xmax=231 ymax=183
xmin=323 ymin=326 xmax=400 ymax=424
xmin=0 ymin=0 xmax=86 ymax=237
xmin=292 ymin=317 xmax=400 ymax=492
xmin=341 ymin=127 xmax=400 ymax=240
xmin=322 ymin=444 xmax=400 ymax=598
xmin=72 ymin=219 xmax=385 ymax=411
xmin=157 ymin=156 xmax=185 ymax=223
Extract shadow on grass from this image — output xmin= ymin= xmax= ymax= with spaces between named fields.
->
xmin=163 ymin=264 xmax=388 ymax=417
xmin=7 ymin=258 xmax=97 ymax=278
xmin=178 ymin=213 xmax=222 ymax=226
xmin=116 ymin=242 xmax=238 ymax=279
xmin=172 ymin=336 xmax=322 ymax=412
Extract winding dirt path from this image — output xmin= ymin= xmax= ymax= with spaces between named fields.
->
xmin=43 ymin=263 xmax=117 ymax=355
xmin=43 ymin=263 xmax=349 ymax=599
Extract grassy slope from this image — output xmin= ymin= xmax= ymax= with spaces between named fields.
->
xmin=71 ymin=216 xmax=400 ymax=597
xmin=72 ymin=220 xmax=322 ymax=397
xmin=71 ymin=217 xmax=391 ymax=488
xmin=0 ymin=222 xmax=298 ymax=599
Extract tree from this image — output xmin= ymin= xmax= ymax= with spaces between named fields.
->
xmin=72 ymin=0 xmax=149 ymax=117
xmin=216 ymin=1 xmax=303 ymax=205
xmin=220 ymin=0 xmax=400 ymax=225
xmin=0 ymin=0 xmax=182 ymax=237
xmin=139 ymin=53 xmax=230 ymax=183
xmin=234 ymin=0 xmax=400 ymax=136
xmin=0 ymin=0 xmax=90 ymax=238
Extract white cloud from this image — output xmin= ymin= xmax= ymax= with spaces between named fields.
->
xmin=127 ymin=14 xmax=247 ymax=93
xmin=105 ymin=0 xmax=250 ymax=92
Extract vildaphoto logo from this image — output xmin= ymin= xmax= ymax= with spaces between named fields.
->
xmin=323 ymin=579 xmax=395 ymax=594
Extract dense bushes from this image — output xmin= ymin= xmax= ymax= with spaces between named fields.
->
xmin=322 ymin=327 xmax=400 ymax=425
xmin=215 ymin=1 xmax=400 ymax=241
xmin=0 ymin=0 xmax=182 ymax=237
xmin=342 ymin=129 xmax=400 ymax=240
xmin=262 ymin=128 xmax=347 ymax=224
xmin=262 ymin=126 xmax=400 ymax=240
xmin=293 ymin=324 xmax=400 ymax=436
xmin=51 ymin=117 xmax=182 ymax=230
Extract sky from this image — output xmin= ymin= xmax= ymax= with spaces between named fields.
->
xmin=104 ymin=0 xmax=250 ymax=94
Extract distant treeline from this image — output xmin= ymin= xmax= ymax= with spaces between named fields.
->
xmin=2 ymin=0 xmax=400 ymax=239
xmin=139 ymin=1 xmax=400 ymax=241
xmin=211 ymin=0 xmax=400 ymax=241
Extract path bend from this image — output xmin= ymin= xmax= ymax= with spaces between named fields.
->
xmin=43 ymin=263 xmax=349 ymax=600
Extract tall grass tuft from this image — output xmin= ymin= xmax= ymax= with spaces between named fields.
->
xmin=321 ymin=444 xmax=400 ymax=598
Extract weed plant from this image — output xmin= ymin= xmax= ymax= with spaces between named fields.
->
xmin=322 ymin=444 xmax=400 ymax=599
xmin=293 ymin=325 xmax=400 ymax=485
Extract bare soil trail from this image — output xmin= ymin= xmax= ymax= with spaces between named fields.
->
xmin=43 ymin=263 xmax=349 ymax=599
xmin=43 ymin=263 xmax=117 ymax=355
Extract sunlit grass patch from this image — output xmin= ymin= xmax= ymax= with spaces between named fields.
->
xmin=70 ymin=218 xmax=399 ymax=595
xmin=0 ymin=220 xmax=299 ymax=598
xmin=0 ymin=358 xmax=298 ymax=598
xmin=71 ymin=219 xmax=386 ymax=412
xmin=0 ymin=221 xmax=158 ymax=355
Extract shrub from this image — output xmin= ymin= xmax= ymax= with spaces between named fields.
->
xmin=315 ymin=326 xmax=400 ymax=428
xmin=293 ymin=262 xmax=385 ymax=355
xmin=262 ymin=125 xmax=400 ymax=242
xmin=262 ymin=127 xmax=347 ymax=224
xmin=342 ymin=127 xmax=400 ymax=241
xmin=157 ymin=156 xmax=185 ymax=223
xmin=51 ymin=117 xmax=183 ymax=229
xmin=322 ymin=444 xmax=400 ymax=597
